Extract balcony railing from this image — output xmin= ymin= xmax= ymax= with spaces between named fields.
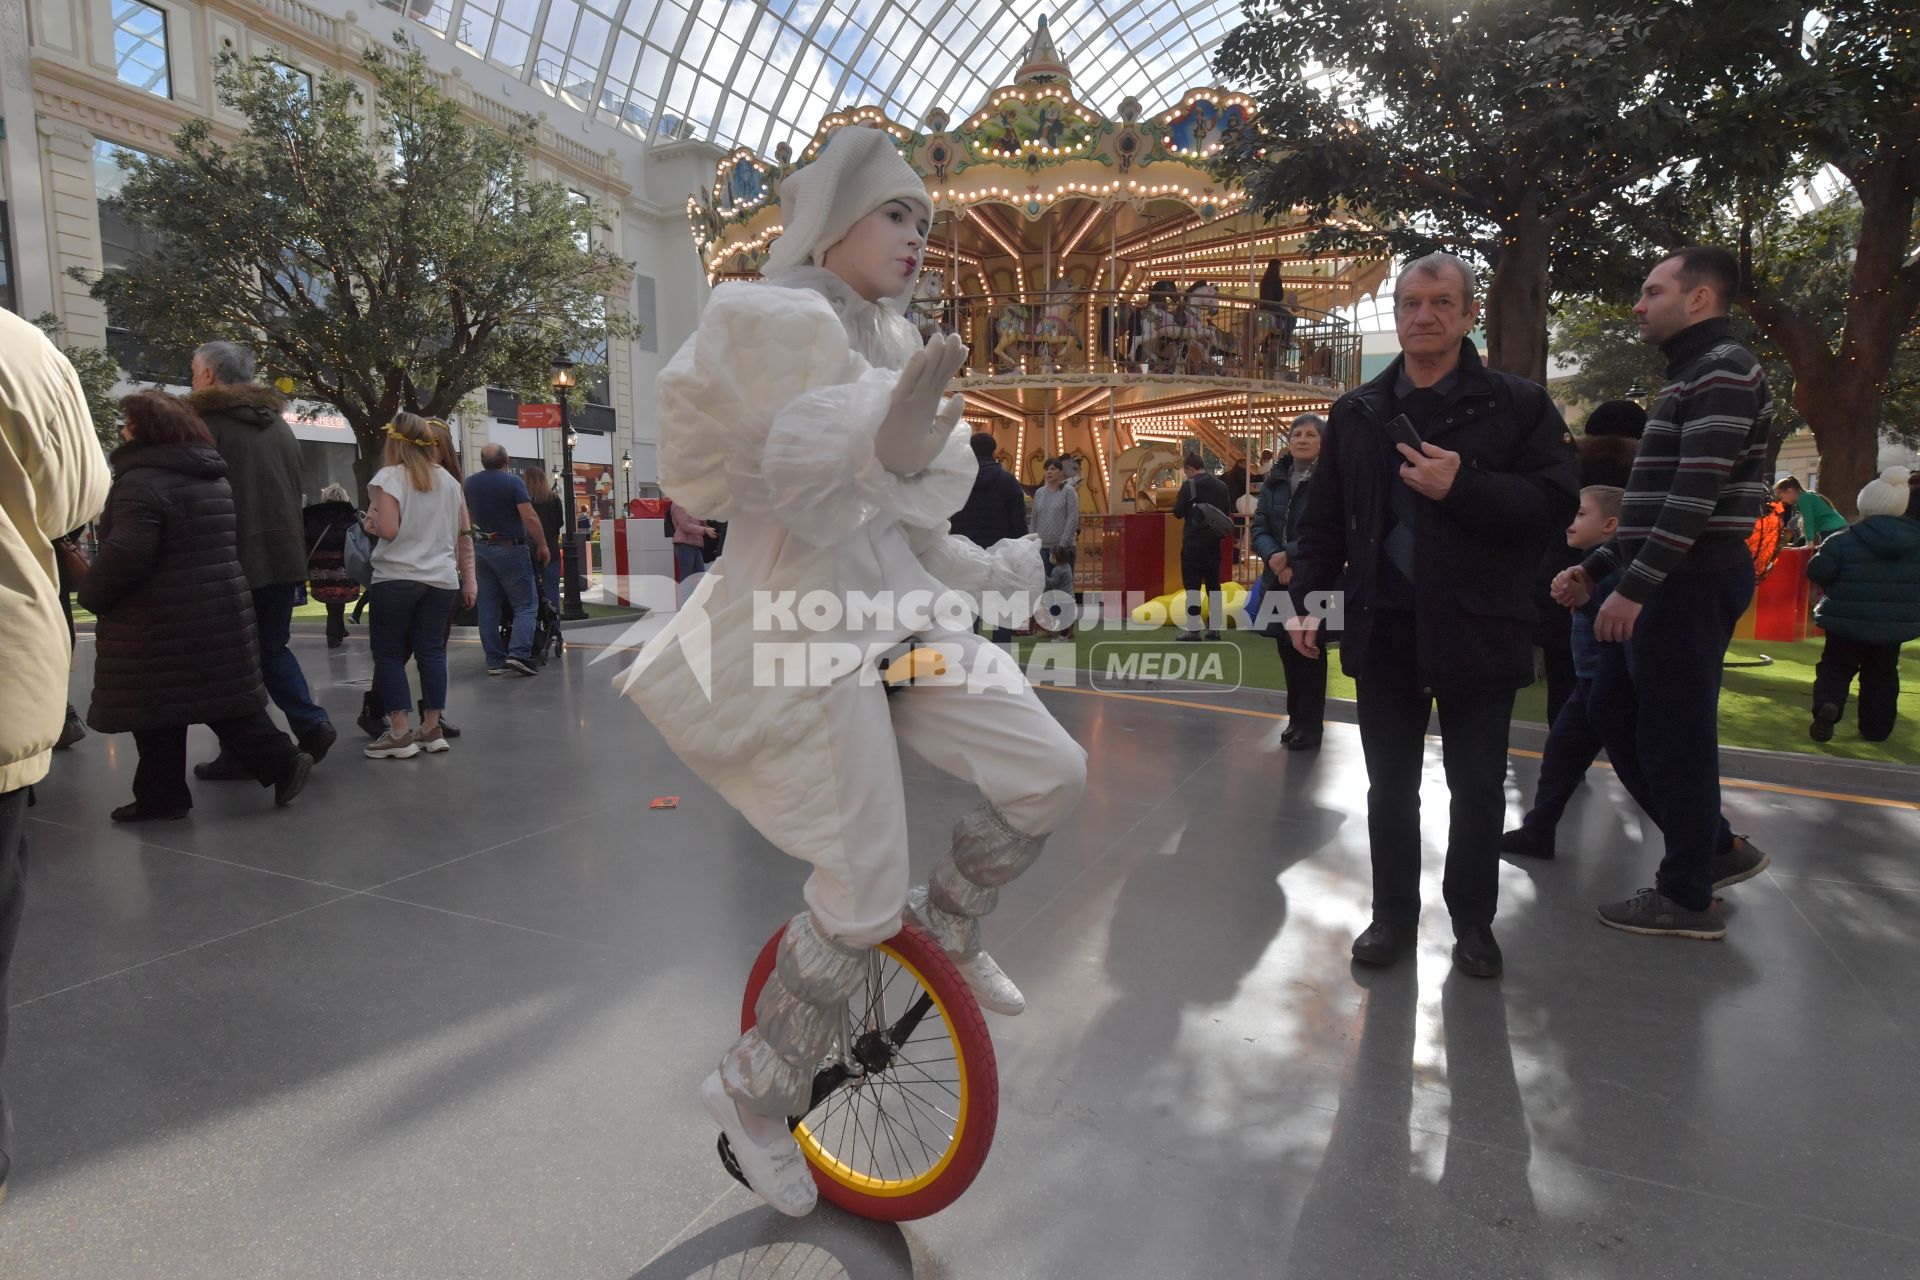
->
xmin=908 ymin=288 xmax=1360 ymax=389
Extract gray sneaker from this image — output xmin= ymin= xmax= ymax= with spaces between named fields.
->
xmin=363 ymin=729 xmax=419 ymax=759
xmin=1712 ymin=835 xmax=1770 ymax=889
xmin=1597 ymin=887 xmax=1725 ymax=940
xmin=414 ymin=724 xmax=451 ymax=754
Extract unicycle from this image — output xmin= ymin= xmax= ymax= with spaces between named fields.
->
xmin=718 ymin=917 xmax=1000 ymax=1221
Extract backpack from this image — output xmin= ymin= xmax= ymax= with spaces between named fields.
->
xmin=1190 ymin=501 xmax=1234 ymax=540
xmin=343 ymin=513 xmax=378 ymax=586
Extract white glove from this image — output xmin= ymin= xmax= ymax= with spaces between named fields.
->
xmin=875 ymin=333 xmax=970 ymax=476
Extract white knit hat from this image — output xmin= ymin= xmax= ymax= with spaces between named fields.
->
xmin=763 ymin=126 xmax=931 ymax=280
xmin=1857 ymin=465 xmax=1913 ymax=518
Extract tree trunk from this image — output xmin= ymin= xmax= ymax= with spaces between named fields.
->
xmin=1482 ymin=210 xmax=1551 ymax=384
xmin=1798 ymin=381 xmax=1885 ymax=520
xmin=1750 ymin=151 xmax=1917 ymax=520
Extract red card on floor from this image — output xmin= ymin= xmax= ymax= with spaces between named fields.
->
xmin=650 ymin=796 xmax=679 ymax=809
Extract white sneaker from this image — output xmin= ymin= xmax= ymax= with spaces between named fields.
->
xmin=955 ymin=951 xmax=1025 ymax=1016
xmin=699 ymin=1070 xmax=817 ymax=1217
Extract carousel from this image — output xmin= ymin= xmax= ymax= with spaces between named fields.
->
xmin=687 ymin=17 xmax=1390 ymax=596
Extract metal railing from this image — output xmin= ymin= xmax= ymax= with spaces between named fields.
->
xmin=905 ymin=287 xmax=1360 ymax=388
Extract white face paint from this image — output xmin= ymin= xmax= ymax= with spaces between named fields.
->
xmin=820 ymin=199 xmax=931 ymax=303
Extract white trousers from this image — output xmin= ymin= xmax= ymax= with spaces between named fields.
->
xmin=809 ymin=628 xmax=1087 ymax=945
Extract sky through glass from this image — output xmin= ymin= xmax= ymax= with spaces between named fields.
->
xmin=382 ymin=0 xmax=1252 ymax=158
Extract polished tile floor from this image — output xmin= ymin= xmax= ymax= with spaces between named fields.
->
xmin=3 ymin=624 xmax=1918 ymax=1279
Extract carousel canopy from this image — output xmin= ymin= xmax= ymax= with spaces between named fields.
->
xmin=683 ymin=16 xmax=1388 ymax=513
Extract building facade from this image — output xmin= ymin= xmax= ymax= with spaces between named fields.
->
xmin=0 ymin=0 xmax=727 ymax=501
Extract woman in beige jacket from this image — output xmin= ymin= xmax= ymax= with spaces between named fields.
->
xmin=0 ymin=306 xmax=109 ymax=1200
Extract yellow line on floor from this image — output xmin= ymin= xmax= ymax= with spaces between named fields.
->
xmin=1037 ymin=683 xmax=1920 ymax=813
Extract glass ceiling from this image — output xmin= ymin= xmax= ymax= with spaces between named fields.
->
xmin=385 ymin=0 xmax=1245 ymax=160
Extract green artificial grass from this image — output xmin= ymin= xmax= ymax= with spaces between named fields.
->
xmin=1011 ymin=626 xmax=1920 ymax=765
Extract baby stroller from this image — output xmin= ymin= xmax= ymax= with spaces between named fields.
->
xmin=502 ymin=585 xmax=565 ymax=666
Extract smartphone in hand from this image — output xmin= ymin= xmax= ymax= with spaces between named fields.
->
xmin=1385 ymin=413 xmax=1423 ymax=455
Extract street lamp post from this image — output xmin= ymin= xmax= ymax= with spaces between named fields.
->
xmin=620 ymin=449 xmax=631 ymax=509
xmin=551 ymin=355 xmax=589 ymax=621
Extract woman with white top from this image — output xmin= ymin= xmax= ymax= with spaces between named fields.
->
xmin=362 ymin=413 xmax=476 ymax=759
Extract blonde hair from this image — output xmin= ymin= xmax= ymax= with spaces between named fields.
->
xmin=381 ymin=412 xmax=441 ymax=492
xmin=1581 ymin=484 xmax=1625 ymax=520
xmin=523 ymin=465 xmax=553 ymax=504
xmin=426 ymin=418 xmax=462 ymax=482
xmin=319 ymin=482 xmax=351 ymax=503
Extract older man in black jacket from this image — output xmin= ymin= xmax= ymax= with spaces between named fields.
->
xmin=1287 ymin=254 xmax=1577 ymax=978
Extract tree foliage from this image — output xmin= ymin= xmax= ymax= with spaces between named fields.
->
xmin=1214 ymin=0 xmax=1720 ymax=381
xmin=1555 ymin=194 xmax=1920 ymax=457
xmin=83 ymin=37 xmax=636 ymax=484
xmin=1625 ymin=1 xmax=1920 ymax=516
xmin=34 ymin=313 xmax=125 ymax=454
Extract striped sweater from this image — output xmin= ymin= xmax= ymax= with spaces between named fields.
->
xmin=1582 ymin=318 xmax=1773 ymax=602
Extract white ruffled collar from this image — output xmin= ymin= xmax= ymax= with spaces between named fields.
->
xmin=764 ymin=266 xmax=919 ymax=371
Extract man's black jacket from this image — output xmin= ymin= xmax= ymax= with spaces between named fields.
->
xmin=1172 ymin=470 xmax=1232 ymax=549
xmin=949 ymin=457 xmax=1028 ymax=547
xmin=1291 ymin=339 xmax=1577 ymax=695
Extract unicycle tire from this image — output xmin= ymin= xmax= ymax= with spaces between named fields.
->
xmin=740 ymin=919 xmax=998 ymax=1221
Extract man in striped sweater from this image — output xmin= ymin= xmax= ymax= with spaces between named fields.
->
xmin=1555 ymin=246 xmax=1774 ymax=940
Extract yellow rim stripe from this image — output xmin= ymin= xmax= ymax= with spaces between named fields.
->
xmin=794 ymin=941 xmax=970 ymax=1196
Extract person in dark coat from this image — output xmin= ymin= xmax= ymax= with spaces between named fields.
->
xmin=79 ymin=391 xmax=312 ymax=822
xmin=1251 ymin=414 xmax=1326 ymax=748
xmin=948 ymin=432 xmax=1028 ymax=643
xmin=187 ymin=341 xmax=336 ymax=775
xmin=1287 ymin=253 xmax=1577 ymax=978
xmin=1172 ymin=452 xmax=1233 ymax=639
xmin=302 ymin=483 xmax=360 ymax=648
xmin=1806 ymin=464 xmax=1920 ymax=743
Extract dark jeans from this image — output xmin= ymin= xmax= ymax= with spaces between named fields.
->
xmin=132 ymin=711 xmax=300 ymax=812
xmin=1276 ymin=632 xmax=1327 ymax=734
xmin=1522 ymin=678 xmax=1605 ymax=835
xmin=1 ymin=787 xmax=26 ymax=1159
xmin=474 ymin=541 xmax=537 ymax=667
xmin=1587 ymin=562 xmax=1755 ymax=911
xmin=252 ymin=582 xmax=329 ymax=734
xmin=1355 ymin=610 xmax=1516 ymax=930
xmin=539 ymin=560 xmax=560 ymax=611
xmin=369 ymin=580 xmax=458 ymax=716
xmin=1541 ymin=640 xmax=1577 ymax=729
xmin=1814 ymin=634 xmax=1901 ymax=742
xmin=324 ymin=600 xmax=347 ymax=645
xmin=1179 ymin=542 xmax=1224 ymax=632
xmin=1526 ymin=673 xmax=1738 ymax=851
xmin=673 ymin=542 xmax=705 ymax=582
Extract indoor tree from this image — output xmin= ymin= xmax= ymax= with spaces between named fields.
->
xmin=1214 ymin=0 xmax=1722 ymax=382
xmin=83 ymin=36 xmax=637 ymax=489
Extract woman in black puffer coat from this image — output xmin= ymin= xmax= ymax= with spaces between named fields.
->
xmin=80 ymin=391 xmax=311 ymax=822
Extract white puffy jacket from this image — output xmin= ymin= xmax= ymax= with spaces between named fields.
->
xmin=620 ymin=268 xmax=1040 ymax=855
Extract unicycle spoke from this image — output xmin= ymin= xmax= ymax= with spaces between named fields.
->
xmin=742 ymin=919 xmax=999 ymax=1218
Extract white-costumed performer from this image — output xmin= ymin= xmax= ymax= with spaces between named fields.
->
xmin=617 ymin=127 xmax=1087 ymax=1217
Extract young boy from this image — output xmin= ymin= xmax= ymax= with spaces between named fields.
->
xmin=1499 ymin=485 xmax=1626 ymax=858
xmin=1504 ymin=484 xmax=1764 ymax=883
xmin=1806 ymin=464 xmax=1920 ymax=742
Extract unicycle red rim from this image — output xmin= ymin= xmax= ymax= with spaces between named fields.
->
xmin=740 ymin=919 xmax=999 ymax=1220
